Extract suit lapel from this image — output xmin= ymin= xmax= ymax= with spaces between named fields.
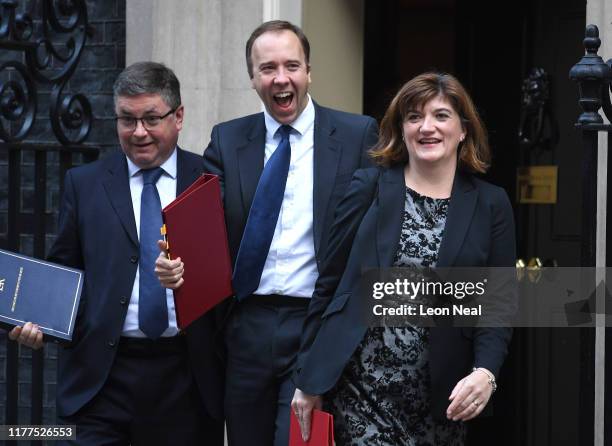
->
xmin=376 ymin=165 xmax=405 ymax=267
xmin=436 ymin=172 xmax=478 ymax=267
xmin=313 ymin=103 xmax=342 ymax=253
xmin=102 ymin=152 xmax=139 ymax=247
xmin=176 ymin=147 xmax=201 ymax=195
xmin=237 ymin=114 xmax=266 ymax=215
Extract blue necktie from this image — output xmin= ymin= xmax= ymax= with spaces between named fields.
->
xmin=138 ymin=167 xmax=168 ymax=339
xmin=232 ymin=125 xmax=293 ymax=300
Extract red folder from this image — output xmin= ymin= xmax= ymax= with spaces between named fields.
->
xmin=162 ymin=174 xmax=233 ymax=329
xmin=289 ymin=409 xmax=334 ymax=446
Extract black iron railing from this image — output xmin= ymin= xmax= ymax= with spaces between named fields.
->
xmin=0 ymin=0 xmax=99 ymax=439
xmin=569 ymin=23 xmax=611 ymax=446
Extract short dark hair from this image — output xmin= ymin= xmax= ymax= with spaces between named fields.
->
xmin=370 ymin=72 xmax=490 ymax=173
xmin=113 ymin=61 xmax=181 ymax=109
xmin=245 ymin=20 xmax=310 ymax=79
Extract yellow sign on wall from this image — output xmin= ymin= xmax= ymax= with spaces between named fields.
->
xmin=517 ymin=166 xmax=558 ymax=204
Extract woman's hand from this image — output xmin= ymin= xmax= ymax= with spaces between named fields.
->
xmin=291 ymin=388 xmax=323 ymax=441
xmin=446 ymin=368 xmax=494 ymax=421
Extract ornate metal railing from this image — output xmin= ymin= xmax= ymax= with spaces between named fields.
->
xmin=1 ymin=0 xmax=95 ymax=145
xmin=0 ymin=0 xmax=99 ymax=436
xmin=569 ymin=23 xmax=611 ymax=446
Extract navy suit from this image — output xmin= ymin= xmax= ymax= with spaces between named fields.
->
xmin=295 ymin=165 xmax=516 ymax=420
xmin=203 ymin=102 xmax=378 ymax=445
xmin=49 ymin=148 xmax=223 ymax=444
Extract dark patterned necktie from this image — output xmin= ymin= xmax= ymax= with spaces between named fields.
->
xmin=138 ymin=167 xmax=168 ymax=338
xmin=232 ymin=125 xmax=293 ymax=300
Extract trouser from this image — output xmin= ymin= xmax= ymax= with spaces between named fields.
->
xmin=58 ymin=336 xmax=224 ymax=446
xmin=224 ymin=294 xmax=309 ymax=446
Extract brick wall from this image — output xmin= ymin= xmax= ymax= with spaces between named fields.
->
xmin=0 ymin=0 xmax=126 ymax=424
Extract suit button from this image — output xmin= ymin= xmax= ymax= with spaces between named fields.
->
xmin=107 ymin=340 xmax=116 ymax=348
xmin=119 ymin=297 xmax=128 ymax=305
xmin=130 ymin=255 xmax=138 ymax=264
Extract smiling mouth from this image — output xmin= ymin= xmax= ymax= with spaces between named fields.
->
xmin=274 ymin=92 xmax=293 ymax=108
xmin=133 ymin=141 xmax=154 ymax=147
xmin=418 ymin=138 xmax=441 ymax=145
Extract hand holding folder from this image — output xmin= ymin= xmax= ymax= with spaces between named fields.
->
xmin=0 ymin=248 xmax=83 ymax=343
xmin=289 ymin=409 xmax=335 ymax=446
xmin=161 ymin=174 xmax=233 ymax=329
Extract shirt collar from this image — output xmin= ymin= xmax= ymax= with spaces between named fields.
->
xmin=263 ymin=93 xmax=315 ymax=137
xmin=126 ymin=147 xmax=178 ymax=179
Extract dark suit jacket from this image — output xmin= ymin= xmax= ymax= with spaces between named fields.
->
xmin=49 ymin=148 xmax=224 ymax=421
xmin=202 ymin=102 xmax=379 ymax=269
xmin=295 ymin=165 xmax=516 ymax=420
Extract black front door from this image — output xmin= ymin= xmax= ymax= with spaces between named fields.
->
xmin=363 ymin=0 xmax=591 ymax=444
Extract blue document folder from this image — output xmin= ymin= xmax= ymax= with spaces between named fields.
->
xmin=0 ymin=249 xmax=83 ymax=341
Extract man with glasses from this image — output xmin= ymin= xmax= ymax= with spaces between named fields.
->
xmin=10 ymin=62 xmax=224 ymax=445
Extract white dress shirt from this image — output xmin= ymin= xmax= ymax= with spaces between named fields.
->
xmin=122 ymin=148 xmax=179 ymax=337
xmin=255 ymin=95 xmax=318 ymax=298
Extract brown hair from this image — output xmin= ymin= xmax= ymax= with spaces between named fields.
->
xmin=370 ymin=72 xmax=490 ymax=173
xmin=245 ymin=20 xmax=311 ymax=79
xmin=113 ymin=61 xmax=181 ymax=109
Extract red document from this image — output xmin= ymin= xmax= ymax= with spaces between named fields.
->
xmin=162 ymin=174 xmax=233 ymax=329
xmin=289 ymin=409 xmax=334 ymax=446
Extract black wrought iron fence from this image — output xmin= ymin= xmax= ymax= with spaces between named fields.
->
xmin=0 ymin=0 xmax=99 ymax=440
xmin=569 ymin=23 xmax=611 ymax=446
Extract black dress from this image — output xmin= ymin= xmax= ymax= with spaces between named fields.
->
xmin=326 ymin=187 xmax=466 ymax=446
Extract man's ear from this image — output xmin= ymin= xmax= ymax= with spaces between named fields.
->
xmin=174 ymin=105 xmax=184 ymax=130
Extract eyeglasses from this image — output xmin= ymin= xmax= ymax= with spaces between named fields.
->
xmin=115 ymin=108 xmax=176 ymax=131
